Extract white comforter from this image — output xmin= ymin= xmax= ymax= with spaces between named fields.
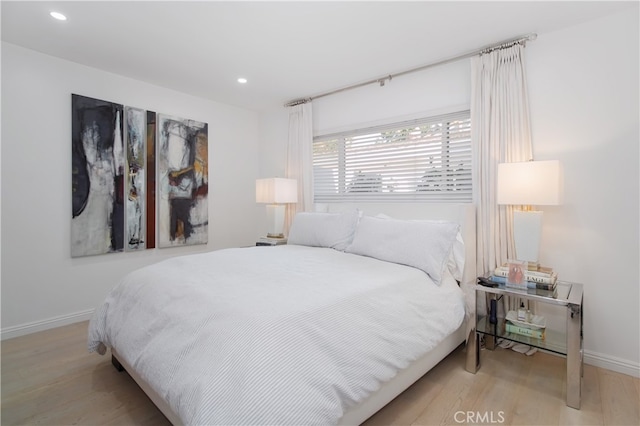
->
xmin=88 ymin=245 xmax=465 ymax=425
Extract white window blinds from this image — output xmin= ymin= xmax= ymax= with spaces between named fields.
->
xmin=313 ymin=110 xmax=472 ymax=202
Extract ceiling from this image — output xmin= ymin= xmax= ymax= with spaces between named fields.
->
xmin=1 ymin=1 xmax=636 ymax=111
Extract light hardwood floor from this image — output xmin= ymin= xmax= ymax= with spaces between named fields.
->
xmin=2 ymin=321 xmax=638 ymax=425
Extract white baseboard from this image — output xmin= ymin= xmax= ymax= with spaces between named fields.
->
xmin=1 ymin=309 xmax=95 ymax=341
xmin=584 ymin=350 xmax=640 ymax=378
xmin=525 ymin=348 xmax=638 ymax=379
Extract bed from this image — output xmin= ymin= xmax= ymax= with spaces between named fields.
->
xmin=88 ymin=203 xmax=476 ymax=425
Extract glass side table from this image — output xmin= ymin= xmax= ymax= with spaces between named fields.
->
xmin=465 ymin=278 xmax=584 ymax=409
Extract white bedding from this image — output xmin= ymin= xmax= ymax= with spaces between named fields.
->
xmin=88 ymin=245 xmax=465 ymax=425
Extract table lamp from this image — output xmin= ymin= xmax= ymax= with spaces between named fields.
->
xmin=497 ymin=160 xmax=561 ymax=264
xmin=256 ymin=178 xmax=298 ymax=238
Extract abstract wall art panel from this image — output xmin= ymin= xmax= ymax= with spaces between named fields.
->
xmin=146 ymin=111 xmax=157 ymax=249
xmin=124 ymin=107 xmax=146 ymax=251
xmin=71 ymin=94 xmax=125 ymax=257
xmin=157 ymin=114 xmax=208 ymax=247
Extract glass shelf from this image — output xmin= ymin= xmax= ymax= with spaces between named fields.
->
xmin=474 ymin=281 xmax=573 ymax=306
xmin=476 ymin=315 xmax=567 ymax=355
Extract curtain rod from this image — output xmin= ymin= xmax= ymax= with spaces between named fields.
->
xmin=284 ymin=33 xmax=537 ymax=107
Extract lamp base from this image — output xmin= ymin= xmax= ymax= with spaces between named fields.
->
xmin=513 ymin=210 xmax=543 ymax=263
xmin=265 ymin=204 xmax=286 ymax=239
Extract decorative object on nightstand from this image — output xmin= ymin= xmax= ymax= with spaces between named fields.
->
xmin=492 ymin=262 xmax=558 ymax=291
xmin=505 ymin=259 xmax=527 ymax=289
xmin=497 ymin=160 xmax=562 ymax=265
xmin=256 ymin=177 xmax=298 ymax=239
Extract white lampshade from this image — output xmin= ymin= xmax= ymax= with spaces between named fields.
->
xmin=497 ymin=160 xmax=562 ymax=263
xmin=255 ymin=178 xmax=298 ymax=204
xmin=497 ymin=160 xmax=561 ymax=206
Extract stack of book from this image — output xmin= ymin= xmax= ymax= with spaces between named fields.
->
xmin=489 ymin=263 xmax=557 ymax=291
xmin=256 ymin=236 xmax=287 ymax=246
xmin=505 ymin=310 xmax=546 ymax=339
xmin=505 ymin=323 xmax=545 ymax=339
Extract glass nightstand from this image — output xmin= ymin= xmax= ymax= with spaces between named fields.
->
xmin=465 ymin=278 xmax=584 ymax=409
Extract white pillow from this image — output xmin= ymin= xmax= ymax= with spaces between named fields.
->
xmin=373 ymin=214 xmax=465 ymax=282
xmin=288 ymin=210 xmax=360 ymax=251
xmin=346 ymin=216 xmax=460 ymax=285
xmin=449 ymin=231 xmax=465 ymax=282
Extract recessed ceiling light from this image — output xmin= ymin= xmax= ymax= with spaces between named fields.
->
xmin=50 ymin=11 xmax=67 ymax=21
xmin=237 ymin=78 xmax=248 ymax=84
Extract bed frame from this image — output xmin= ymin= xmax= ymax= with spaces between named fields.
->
xmin=111 ymin=203 xmax=476 ymax=425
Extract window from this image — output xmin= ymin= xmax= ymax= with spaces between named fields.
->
xmin=313 ymin=110 xmax=472 ymax=202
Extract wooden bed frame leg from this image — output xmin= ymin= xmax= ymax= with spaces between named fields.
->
xmin=111 ymin=355 xmax=125 ymax=372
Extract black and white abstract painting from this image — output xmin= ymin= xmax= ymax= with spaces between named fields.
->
xmin=124 ymin=106 xmax=146 ymax=251
xmin=157 ymin=114 xmax=208 ymax=247
xmin=71 ymin=94 xmax=124 ymax=257
xmin=146 ymin=111 xmax=157 ymax=249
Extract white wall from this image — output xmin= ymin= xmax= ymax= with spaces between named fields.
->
xmin=259 ymin=9 xmax=639 ymax=375
xmin=1 ymin=42 xmax=262 ymax=337
xmin=527 ymin=10 xmax=639 ymax=375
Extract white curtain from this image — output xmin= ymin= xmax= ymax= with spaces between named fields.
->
xmin=471 ymin=43 xmax=533 ymax=276
xmin=285 ymin=102 xmax=314 ymax=234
